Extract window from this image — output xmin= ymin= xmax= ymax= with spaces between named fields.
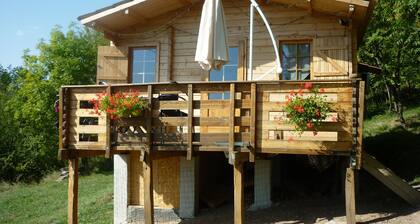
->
xmin=131 ymin=47 xmax=157 ymax=83
xmin=209 ymin=47 xmax=238 ymax=99
xmin=281 ymin=42 xmax=310 ymax=80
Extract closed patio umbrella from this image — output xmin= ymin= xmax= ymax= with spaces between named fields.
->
xmin=195 ymin=0 xmax=229 ymax=71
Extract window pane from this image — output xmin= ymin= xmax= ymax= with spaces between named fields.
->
xmin=210 ymin=69 xmax=223 ymax=81
xmin=289 ymin=71 xmax=297 ymax=80
xmin=282 ymin=44 xmax=297 ymax=57
xmin=224 ymin=65 xmax=237 ymax=81
xmin=144 ymin=49 xmax=156 ymax=61
xmin=131 ymin=48 xmax=156 ymax=84
xmin=298 ymin=44 xmax=310 ymax=57
xmin=144 ymin=73 xmax=155 ymax=83
xmin=282 ymin=70 xmax=291 ymax=80
xmin=229 ymin=48 xmax=238 ymax=64
xmin=298 ymin=57 xmax=310 ymax=70
xmin=133 ymin=73 xmax=144 ymax=83
xmin=299 ymin=71 xmax=310 ymax=80
xmin=283 ymin=57 xmax=297 ymax=70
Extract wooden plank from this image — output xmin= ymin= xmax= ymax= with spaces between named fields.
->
xmin=143 ymin=151 xmax=154 ymax=224
xmin=363 ymin=153 xmax=420 ymax=206
xmin=68 ymin=158 xmax=79 ymax=224
xmin=234 ymin=160 xmax=244 ymax=224
xmin=345 ymin=168 xmax=356 ymax=224
xmin=356 ymin=81 xmax=365 ymax=169
xmin=229 ymin=84 xmax=235 ymax=153
xmin=187 ymin=84 xmax=193 ymax=160
xmin=146 ymin=85 xmax=153 ymax=154
xmin=59 ymin=88 xmax=64 ymax=150
xmin=249 ymin=83 xmax=256 ymax=162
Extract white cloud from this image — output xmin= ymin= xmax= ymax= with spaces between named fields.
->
xmin=16 ymin=30 xmax=24 ymax=36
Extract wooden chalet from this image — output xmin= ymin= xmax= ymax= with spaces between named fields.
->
xmin=57 ymin=0 xmax=420 ymax=223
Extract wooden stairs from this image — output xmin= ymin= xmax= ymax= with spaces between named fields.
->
xmin=363 ymin=153 xmax=420 ymax=207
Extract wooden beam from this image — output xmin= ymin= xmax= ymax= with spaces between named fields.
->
xmin=336 ymin=0 xmax=369 ymax=7
xmin=105 ymin=85 xmax=112 ymax=158
xmin=234 ymin=160 xmax=244 ymax=224
xmin=345 ymin=168 xmax=356 ymax=224
xmin=68 ymin=159 xmax=79 ymax=224
xmin=355 ymin=81 xmax=365 ymax=169
xmin=363 ymin=153 xmax=420 ymax=206
xmin=229 ymin=84 xmax=236 ymax=154
xmin=249 ymin=83 xmax=256 ymax=162
xmin=187 ymin=84 xmax=193 ymax=160
xmin=143 ymin=150 xmax=154 ymax=224
xmin=146 ymin=85 xmax=153 ymax=154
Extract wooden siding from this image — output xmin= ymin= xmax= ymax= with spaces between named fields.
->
xmin=97 ymin=0 xmax=354 ymax=83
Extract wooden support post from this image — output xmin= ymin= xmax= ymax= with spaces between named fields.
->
xmin=105 ymin=85 xmax=112 ymax=158
xmin=356 ymin=81 xmax=365 ymax=169
xmin=68 ymin=159 xmax=79 ymax=224
xmin=249 ymin=83 xmax=256 ymax=162
xmin=229 ymin=83 xmax=236 ymax=153
xmin=144 ymin=84 xmax=154 ymax=224
xmin=143 ymin=152 xmax=154 ymax=224
xmin=345 ymin=168 xmax=356 ymax=224
xmin=187 ymin=84 xmax=193 ymax=160
xmin=234 ymin=160 xmax=244 ymax=224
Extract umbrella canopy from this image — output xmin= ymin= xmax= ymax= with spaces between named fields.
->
xmin=195 ymin=0 xmax=229 ymax=71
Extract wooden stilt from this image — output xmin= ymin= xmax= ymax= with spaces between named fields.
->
xmin=345 ymin=168 xmax=356 ymax=224
xmin=143 ymin=152 xmax=154 ymax=224
xmin=234 ymin=160 xmax=244 ymax=224
xmin=68 ymin=158 xmax=79 ymax=224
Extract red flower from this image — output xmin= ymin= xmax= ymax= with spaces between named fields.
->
xmin=319 ymin=88 xmax=325 ymax=93
xmin=287 ymin=136 xmax=294 ymax=142
xmin=315 ymin=109 xmax=321 ymax=118
xmin=289 ymin=90 xmax=295 ymax=95
xmin=298 ymin=88 xmax=304 ymax=96
xmin=306 ymin=122 xmax=314 ymax=129
xmin=304 ymin=82 xmax=313 ymax=90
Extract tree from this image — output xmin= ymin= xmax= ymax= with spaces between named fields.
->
xmin=0 ymin=24 xmax=107 ymax=182
xmin=359 ymin=0 xmax=420 ymax=124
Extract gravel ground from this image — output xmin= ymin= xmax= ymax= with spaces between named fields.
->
xmin=179 ymin=195 xmax=420 ymax=224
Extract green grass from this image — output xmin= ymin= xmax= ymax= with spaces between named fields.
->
xmin=0 ymin=172 xmax=113 ymax=224
xmin=363 ymin=105 xmax=420 ymax=184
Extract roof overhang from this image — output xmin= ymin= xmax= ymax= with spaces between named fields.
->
xmin=79 ymin=0 xmax=375 ymax=43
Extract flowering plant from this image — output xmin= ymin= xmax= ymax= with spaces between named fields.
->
xmin=284 ymin=82 xmax=331 ymax=136
xmin=89 ymin=91 xmax=148 ymax=120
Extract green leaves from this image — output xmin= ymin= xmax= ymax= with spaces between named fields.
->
xmin=0 ymin=24 xmax=107 ymax=183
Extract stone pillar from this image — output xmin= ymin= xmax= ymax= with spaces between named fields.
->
xmin=250 ymin=159 xmax=272 ymax=210
xmin=114 ymin=154 xmax=129 ymax=224
xmin=179 ymin=157 xmax=198 ymax=218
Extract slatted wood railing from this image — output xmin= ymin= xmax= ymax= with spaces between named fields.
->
xmin=59 ymin=80 xmax=361 ymax=156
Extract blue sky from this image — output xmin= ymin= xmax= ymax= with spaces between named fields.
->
xmin=0 ymin=0 xmax=118 ymax=67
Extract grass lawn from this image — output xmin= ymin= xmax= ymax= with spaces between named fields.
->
xmin=0 ymin=172 xmax=113 ymax=224
xmin=364 ymin=105 xmax=420 ymax=185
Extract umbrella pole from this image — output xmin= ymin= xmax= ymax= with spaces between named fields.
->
xmin=248 ymin=3 xmax=254 ymax=81
xmin=249 ymin=0 xmax=282 ymax=80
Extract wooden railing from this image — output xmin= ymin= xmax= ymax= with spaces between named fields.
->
xmin=59 ymin=80 xmax=363 ymax=158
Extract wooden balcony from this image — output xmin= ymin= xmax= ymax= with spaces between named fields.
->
xmin=58 ymin=80 xmax=365 ymax=161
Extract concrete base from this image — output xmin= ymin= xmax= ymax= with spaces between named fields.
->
xmin=249 ymin=159 xmax=272 ymax=211
xmin=127 ymin=206 xmax=181 ymax=224
xmin=179 ymin=157 xmax=198 ymax=218
xmin=114 ymin=154 xmax=129 ymax=224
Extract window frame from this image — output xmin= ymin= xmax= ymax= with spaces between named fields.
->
xmin=128 ymin=44 xmax=160 ymax=84
xmin=279 ymin=39 xmax=313 ymax=80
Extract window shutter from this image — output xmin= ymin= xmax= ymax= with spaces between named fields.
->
xmin=312 ymin=36 xmax=350 ymax=77
xmin=97 ymin=46 xmax=129 ymax=84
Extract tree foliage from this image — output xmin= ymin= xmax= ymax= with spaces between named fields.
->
xmin=0 ymin=25 xmax=107 ymax=182
xmin=359 ymin=0 xmax=420 ymax=121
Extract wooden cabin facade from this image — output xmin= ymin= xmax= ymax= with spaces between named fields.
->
xmin=59 ymin=0 xmax=379 ymax=223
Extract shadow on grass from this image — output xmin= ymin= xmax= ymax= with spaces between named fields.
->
xmin=364 ymin=119 xmax=420 ymax=182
